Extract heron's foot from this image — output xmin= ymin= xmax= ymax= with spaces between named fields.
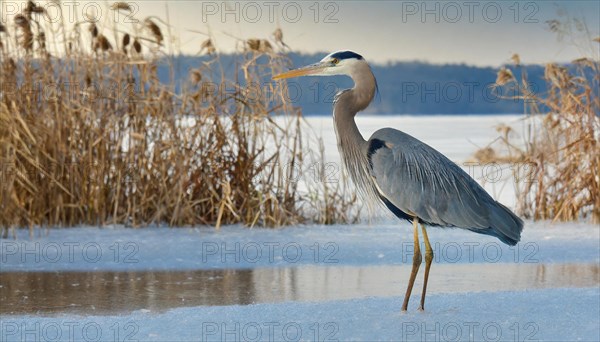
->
xmin=400 ymin=298 xmax=409 ymax=312
xmin=400 ymin=303 xmax=426 ymax=312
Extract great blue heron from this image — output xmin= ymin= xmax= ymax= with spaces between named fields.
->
xmin=273 ymin=51 xmax=524 ymax=311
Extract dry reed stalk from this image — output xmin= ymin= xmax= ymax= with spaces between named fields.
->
xmin=0 ymin=3 xmax=358 ymax=235
xmin=481 ymin=22 xmax=600 ymax=224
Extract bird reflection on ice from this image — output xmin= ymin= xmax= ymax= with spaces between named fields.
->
xmin=1 ymin=263 xmax=597 ymax=315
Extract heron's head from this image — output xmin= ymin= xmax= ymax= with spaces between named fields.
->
xmin=273 ymin=50 xmax=368 ymax=80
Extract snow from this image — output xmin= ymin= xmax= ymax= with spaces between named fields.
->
xmin=2 ymin=289 xmax=599 ymax=341
xmin=1 ymin=115 xmax=599 ymax=341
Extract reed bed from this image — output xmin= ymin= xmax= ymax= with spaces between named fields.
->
xmin=0 ymin=2 xmax=358 ymax=236
xmin=482 ymin=19 xmax=600 ymax=223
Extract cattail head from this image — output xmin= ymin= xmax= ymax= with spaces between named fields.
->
xmin=145 ymin=18 xmax=163 ymax=44
xmin=38 ymin=31 xmax=46 ymax=50
xmin=273 ymin=28 xmax=289 ymax=48
xmin=578 ymin=58 xmax=598 ymax=71
xmin=572 ymin=57 xmax=593 ymax=68
xmin=133 ymin=38 xmax=142 ymax=53
xmin=545 ymin=63 xmax=571 ymax=88
xmin=496 ymin=123 xmax=513 ymax=137
xmin=25 ymin=1 xmax=45 ymax=15
xmin=260 ymin=40 xmax=273 ymax=52
xmin=94 ymin=34 xmax=112 ymax=52
xmin=22 ymin=30 xmax=33 ymax=51
xmin=111 ymin=2 xmax=132 ymax=11
xmin=122 ymin=33 xmax=130 ymax=54
xmin=246 ymin=39 xmax=272 ymax=53
xmin=89 ymin=23 xmax=98 ymax=38
xmin=14 ymin=15 xmax=34 ymax=52
xmin=273 ymin=28 xmax=283 ymax=42
xmin=546 ymin=19 xmax=561 ymax=33
xmin=200 ymin=39 xmax=216 ymax=55
xmin=495 ymin=67 xmax=515 ymax=86
xmin=24 ymin=1 xmax=34 ymax=16
xmin=31 ymin=6 xmax=45 ymax=14
xmin=473 ymin=147 xmax=497 ymax=163
xmin=123 ymin=33 xmax=131 ymax=47
xmin=0 ymin=23 xmax=6 ymax=33
xmin=246 ymin=39 xmax=260 ymax=51
xmin=511 ymin=53 xmax=520 ymax=66
xmin=14 ymin=14 xmax=29 ymax=27
xmin=7 ymin=58 xmax=16 ymax=71
xmin=190 ymin=69 xmax=202 ymax=83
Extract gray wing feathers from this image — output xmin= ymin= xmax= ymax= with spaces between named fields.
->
xmin=484 ymin=201 xmax=523 ymax=245
xmin=368 ymin=128 xmax=522 ymax=245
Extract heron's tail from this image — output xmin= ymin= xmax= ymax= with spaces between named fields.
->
xmin=467 ymin=202 xmax=523 ymax=245
xmin=486 ymin=202 xmax=524 ymax=246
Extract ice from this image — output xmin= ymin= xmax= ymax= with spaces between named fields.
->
xmin=1 ymin=221 xmax=598 ymax=272
xmin=2 ymin=289 xmax=598 ymax=341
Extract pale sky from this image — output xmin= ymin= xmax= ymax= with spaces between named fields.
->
xmin=2 ymin=1 xmax=599 ymax=66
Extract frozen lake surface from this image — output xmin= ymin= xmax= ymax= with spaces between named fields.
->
xmin=1 ymin=222 xmax=599 ymax=341
xmin=1 ymin=115 xmax=598 ymax=341
xmin=2 ymin=263 xmax=598 ymax=315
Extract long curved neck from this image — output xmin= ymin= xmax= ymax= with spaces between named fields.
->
xmin=333 ymin=64 xmax=377 ymax=202
xmin=333 ymin=63 xmax=376 ymax=152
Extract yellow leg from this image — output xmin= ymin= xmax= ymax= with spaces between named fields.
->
xmin=401 ymin=217 xmax=422 ymax=311
xmin=419 ymin=224 xmax=433 ymax=311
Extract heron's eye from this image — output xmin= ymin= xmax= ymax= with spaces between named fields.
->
xmin=331 ymin=58 xmax=339 ymax=65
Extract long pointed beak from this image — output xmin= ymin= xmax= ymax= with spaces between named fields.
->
xmin=273 ymin=63 xmax=327 ymax=80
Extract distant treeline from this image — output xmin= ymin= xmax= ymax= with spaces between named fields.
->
xmin=161 ymin=52 xmax=551 ymax=115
